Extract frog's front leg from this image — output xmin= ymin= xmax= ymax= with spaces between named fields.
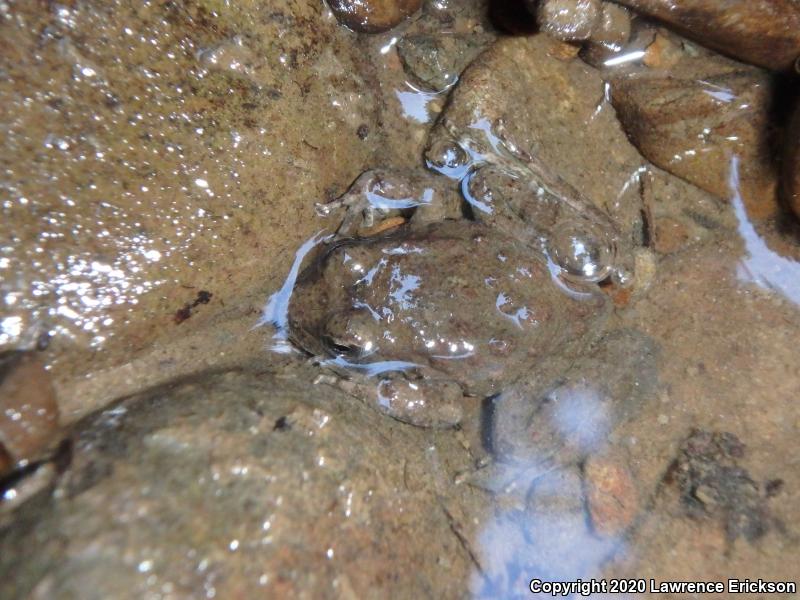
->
xmin=316 ymin=368 xmax=468 ymax=429
xmin=315 ymin=170 xmax=391 ymax=237
xmin=317 ymin=169 xmax=464 ymax=238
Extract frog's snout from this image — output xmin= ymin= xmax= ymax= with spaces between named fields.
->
xmin=322 ymin=308 xmax=380 ymax=360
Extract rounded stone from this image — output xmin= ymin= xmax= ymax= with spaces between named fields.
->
xmin=536 ymin=0 xmax=601 ymax=42
xmin=590 ymin=3 xmax=631 ymax=48
xmin=584 ymin=455 xmax=639 ymax=536
xmin=328 ymin=0 xmax=422 ymax=33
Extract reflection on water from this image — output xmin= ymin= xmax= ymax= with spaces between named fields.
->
xmin=259 ymin=231 xmax=331 ymax=353
xmin=395 ymin=84 xmax=441 ymax=124
xmin=471 ymin=382 xmax=624 ymax=599
xmin=730 ymin=156 xmax=800 ymax=305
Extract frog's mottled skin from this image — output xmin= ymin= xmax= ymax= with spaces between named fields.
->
xmin=288 ymin=219 xmax=609 ymax=427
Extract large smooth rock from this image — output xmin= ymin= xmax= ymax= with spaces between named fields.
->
xmin=0 ymin=367 xmax=486 ymax=599
xmin=612 ymin=0 xmax=800 ymax=71
xmin=0 ymin=0 xmax=379 ymax=358
xmin=609 ymin=50 xmax=778 ymax=219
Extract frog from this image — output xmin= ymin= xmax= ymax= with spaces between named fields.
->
xmin=286 ymin=192 xmax=611 ymax=428
xmin=281 ymin=34 xmax=653 ymax=428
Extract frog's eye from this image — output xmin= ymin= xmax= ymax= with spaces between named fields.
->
xmin=322 ymin=310 xmax=377 ymax=360
xmin=323 ymin=336 xmax=364 ymax=359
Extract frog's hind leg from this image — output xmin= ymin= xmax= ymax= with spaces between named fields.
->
xmin=374 ymin=376 xmax=465 ymax=429
xmin=313 ymin=369 xmax=468 ymax=429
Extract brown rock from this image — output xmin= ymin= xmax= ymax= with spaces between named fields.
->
xmin=0 ymin=0 xmax=388 ymax=398
xmin=328 ymin=0 xmax=422 ymax=33
xmin=0 ymin=368 xmax=485 ymax=598
xmin=612 ymin=0 xmax=800 ymax=71
xmin=536 ymin=0 xmax=601 ymax=42
xmin=533 ymin=0 xmax=630 ymax=47
xmin=0 ymin=353 xmax=60 ymax=473
xmin=642 ymin=32 xmax=684 ymax=70
xmin=592 ymin=3 xmax=631 ymax=48
xmin=396 ymin=33 xmax=494 ymax=91
xmin=784 ymin=103 xmax=800 ymax=219
xmin=610 ymin=57 xmax=779 ymax=219
xmin=584 ymin=455 xmax=639 ymax=536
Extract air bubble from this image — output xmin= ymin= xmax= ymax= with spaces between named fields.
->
xmin=424 ymin=139 xmax=470 ymax=179
xmin=461 ymin=166 xmax=495 ymax=214
xmin=548 ymin=220 xmax=616 ymax=283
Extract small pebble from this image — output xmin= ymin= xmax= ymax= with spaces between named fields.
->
xmin=584 ymin=455 xmax=639 ymax=537
xmin=328 ymin=0 xmax=422 ymax=33
xmin=536 ymin=0 xmax=601 ymax=42
xmin=0 ymin=353 xmax=60 ymax=475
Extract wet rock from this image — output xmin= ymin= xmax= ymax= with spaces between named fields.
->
xmin=396 ymin=33 xmax=492 ymax=91
xmin=535 ymin=0 xmax=602 ymax=42
xmin=532 ymin=0 xmax=631 ymax=47
xmin=641 ymin=31 xmax=685 ymax=70
xmin=784 ymin=103 xmax=800 ymax=219
xmin=591 ymin=3 xmax=632 ymax=49
xmin=579 ymin=17 xmax=654 ymax=69
xmin=328 ymin=0 xmax=422 ymax=33
xmin=0 ymin=367 xmax=484 ymax=598
xmin=667 ymin=430 xmax=773 ymax=543
xmin=0 ymin=0 xmax=395 ymax=396
xmin=0 ymin=353 xmax=60 ymax=475
xmin=584 ymin=455 xmax=639 ymax=537
xmin=609 ymin=54 xmax=779 ymax=219
xmin=611 ymin=0 xmax=800 ymax=71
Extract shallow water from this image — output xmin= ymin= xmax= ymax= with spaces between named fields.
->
xmin=1 ymin=1 xmax=799 ymax=598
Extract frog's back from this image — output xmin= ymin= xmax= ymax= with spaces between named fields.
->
xmin=333 ymin=221 xmax=609 ymax=395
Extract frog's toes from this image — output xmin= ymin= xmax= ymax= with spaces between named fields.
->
xmin=315 ymin=169 xmax=413 ymax=237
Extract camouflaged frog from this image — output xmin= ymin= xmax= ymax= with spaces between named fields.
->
xmin=284 ymin=170 xmax=612 ymax=427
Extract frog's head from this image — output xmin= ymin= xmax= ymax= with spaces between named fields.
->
xmin=288 ymin=240 xmax=386 ymax=360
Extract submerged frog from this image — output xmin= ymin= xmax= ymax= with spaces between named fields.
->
xmin=286 ymin=216 xmax=610 ymax=428
xmin=279 ymin=75 xmax=645 ymax=428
